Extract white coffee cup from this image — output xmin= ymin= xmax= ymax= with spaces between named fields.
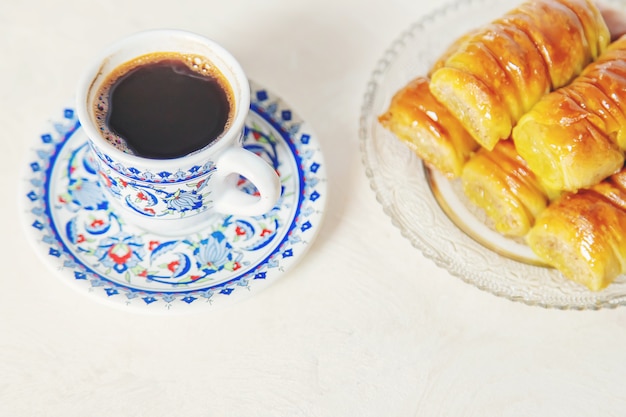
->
xmin=76 ymin=29 xmax=280 ymax=236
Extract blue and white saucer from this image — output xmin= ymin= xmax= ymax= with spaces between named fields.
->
xmin=21 ymin=81 xmax=327 ymax=313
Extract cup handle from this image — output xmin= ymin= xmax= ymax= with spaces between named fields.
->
xmin=212 ymin=147 xmax=281 ymax=216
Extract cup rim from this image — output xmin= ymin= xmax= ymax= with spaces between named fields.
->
xmin=75 ymin=29 xmax=251 ymax=167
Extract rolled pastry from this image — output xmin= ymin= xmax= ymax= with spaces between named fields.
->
xmin=429 ymin=0 xmax=610 ymax=150
xmin=460 ymin=140 xmax=552 ymax=237
xmin=512 ymin=35 xmax=626 ymax=192
xmin=378 ymin=76 xmax=478 ymax=177
xmin=527 ymin=168 xmax=626 ymax=291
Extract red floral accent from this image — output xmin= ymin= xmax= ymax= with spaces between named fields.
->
xmin=232 ymin=262 xmax=241 ymax=271
xmin=137 ymin=192 xmax=148 ymax=201
xmin=107 ymin=244 xmax=132 ymax=265
xmin=235 ymin=226 xmax=246 ymax=236
xmin=99 ymin=172 xmax=112 ymax=188
xmin=167 ymin=260 xmax=180 ymax=273
xmin=148 ymin=240 xmax=160 ymax=251
xmin=260 ymin=228 xmax=272 ymax=237
xmin=90 ymin=219 xmax=105 ymax=228
xmin=77 ymin=234 xmax=86 ymax=243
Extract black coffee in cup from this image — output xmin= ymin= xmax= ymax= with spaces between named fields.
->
xmin=94 ymin=52 xmax=234 ymax=159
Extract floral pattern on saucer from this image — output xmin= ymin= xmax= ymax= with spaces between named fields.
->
xmin=22 ymin=82 xmax=326 ymax=312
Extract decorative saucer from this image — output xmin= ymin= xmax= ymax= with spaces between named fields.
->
xmin=21 ymin=81 xmax=327 ymax=313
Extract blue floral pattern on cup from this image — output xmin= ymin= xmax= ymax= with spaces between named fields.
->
xmin=90 ymin=144 xmax=216 ymax=183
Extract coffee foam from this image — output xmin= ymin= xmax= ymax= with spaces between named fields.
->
xmin=94 ymin=52 xmax=235 ymax=156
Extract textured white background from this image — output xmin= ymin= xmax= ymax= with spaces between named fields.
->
xmin=3 ymin=0 xmax=626 ymax=416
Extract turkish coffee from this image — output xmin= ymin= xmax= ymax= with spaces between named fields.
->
xmin=94 ymin=52 xmax=234 ymax=159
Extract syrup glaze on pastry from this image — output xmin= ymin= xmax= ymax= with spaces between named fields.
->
xmin=460 ymin=140 xmax=551 ymax=237
xmin=378 ymin=77 xmax=478 ymax=178
xmin=513 ymin=34 xmax=626 ymax=192
xmin=527 ymin=169 xmax=626 ymax=291
xmin=429 ymin=0 xmax=610 ymax=150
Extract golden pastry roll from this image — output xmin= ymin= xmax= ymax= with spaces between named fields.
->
xmin=378 ymin=76 xmax=478 ymax=177
xmin=527 ymin=169 xmax=626 ymax=291
xmin=461 ymin=140 xmax=551 ymax=237
xmin=513 ymin=35 xmax=626 ymax=192
xmin=428 ymin=29 xmax=481 ymax=76
xmin=429 ymin=0 xmax=610 ymax=150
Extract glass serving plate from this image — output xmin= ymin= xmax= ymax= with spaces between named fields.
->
xmin=359 ymin=0 xmax=626 ymax=309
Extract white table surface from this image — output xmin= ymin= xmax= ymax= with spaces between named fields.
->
xmin=3 ymin=0 xmax=626 ymax=416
